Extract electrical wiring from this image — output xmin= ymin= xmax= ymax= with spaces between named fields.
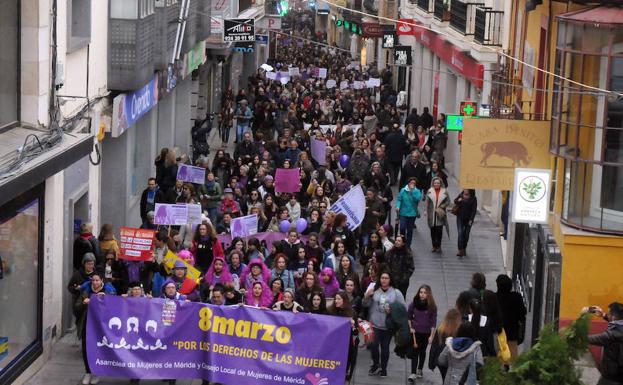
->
xmin=317 ymin=0 xmax=623 ymax=98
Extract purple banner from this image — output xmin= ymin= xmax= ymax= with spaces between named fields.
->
xmin=216 ymin=232 xmax=318 ymax=249
xmin=310 ymin=138 xmax=327 ymax=165
xmin=275 ymin=168 xmax=301 ymax=193
xmin=87 ymin=296 xmax=350 ymax=383
xmin=177 ymin=164 xmax=206 ymax=184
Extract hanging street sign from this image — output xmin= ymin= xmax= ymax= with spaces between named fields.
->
xmin=224 ymin=19 xmax=255 ymax=42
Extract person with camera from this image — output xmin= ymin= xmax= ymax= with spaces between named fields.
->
xmin=584 ymin=302 xmax=623 ymax=385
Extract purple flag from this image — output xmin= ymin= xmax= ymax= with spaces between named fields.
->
xmin=274 ymin=168 xmax=301 ymax=193
xmin=87 ymin=296 xmax=350 ymax=383
xmin=310 ymin=138 xmax=327 ymax=166
xmin=177 ymin=164 xmax=206 ymax=184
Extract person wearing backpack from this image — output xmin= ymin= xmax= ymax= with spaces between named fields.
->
xmin=586 ymin=302 xmax=623 ymax=385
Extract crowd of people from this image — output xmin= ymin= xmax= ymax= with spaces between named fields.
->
xmin=69 ymin=12 xmax=523 ymax=385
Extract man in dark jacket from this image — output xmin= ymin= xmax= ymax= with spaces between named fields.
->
xmin=420 ymin=107 xmax=434 ymax=130
xmin=233 ymin=131 xmax=258 ymax=160
xmin=587 ymin=302 xmax=623 ymax=385
xmin=140 ymin=178 xmax=165 ymax=224
xmin=361 ymin=188 xmax=385 ymax=245
xmin=383 ymin=124 xmax=407 ymax=185
xmin=405 ymin=108 xmax=420 ymax=127
xmin=400 ymin=150 xmax=427 ymax=191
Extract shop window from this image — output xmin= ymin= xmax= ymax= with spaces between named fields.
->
xmin=552 ymin=18 xmax=623 ymax=233
xmin=67 ymin=0 xmax=91 ymax=52
xmin=0 ymin=186 xmax=44 ymax=384
xmin=0 ymin=0 xmax=19 ymax=127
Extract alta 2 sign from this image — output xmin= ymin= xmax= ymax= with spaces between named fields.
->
xmin=223 ymin=19 xmax=255 ymax=42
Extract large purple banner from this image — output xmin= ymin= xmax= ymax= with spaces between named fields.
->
xmin=87 ymin=295 xmax=350 ymax=383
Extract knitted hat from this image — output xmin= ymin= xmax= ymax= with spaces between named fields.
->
xmin=264 ymin=175 xmax=274 ymax=182
xmin=173 ymin=260 xmax=187 ymax=269
xmin=284 ymin=288 xmax=295 ymax=297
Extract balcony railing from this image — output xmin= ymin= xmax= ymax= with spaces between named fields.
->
xmin=475 ymin=7 xmax=504 ymax=46
xmin=417 ymin=0 xmax=433 ymax=13
xmin=433 ymin=0 xmax=447 ymax=21
xmin=450 ymin=1 xmax=484 ymax=35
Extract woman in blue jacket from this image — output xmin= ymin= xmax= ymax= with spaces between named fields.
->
xmin=396 ymin=177 xmax=423 ymax=247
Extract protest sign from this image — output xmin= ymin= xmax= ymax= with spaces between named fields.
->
xmin=288 ymin=67 xmax=300 ymax=77
xmin=326 ymin=79 xmax=337 ymax=89
xmin=266 ymin=71 xmax=277 ymax=80
xmin=87 ymin=296 xmax=350 ymax=383
xmin=353 ymin=81 xmax=365 ymax=90
xmin=162 ymin=250 xmax=201 ymax=281
xmin=154 ymin=204 xmax=189 ymax=226
xmin=119 ymin=227 xmax=155 ymax=261
xmin=339 ymin=80 xmax=349 ymax=89
xmin=368 ymin=78 xmax=380 ymax=87
xmin=187 ymin=204 xmax=202 ymax=225
xmin=274 ymin=168 xmax=301 ymax=193
xmin=329 ymin=184 xmax=365 ymax=230
xmin=311 ymin=138 xmax=327 ymax=166
xmin=231 ymin=214 xmax=258 ymax=238
xmin=216 ymin=232 xmax=317 ymax=248
xmin=260 ymin=63 xmax=273 ymax=72
xmin=177 ymin=164 xmax=206 ymax=184
xmin=280 ymin=77 xmax=290 ymax=85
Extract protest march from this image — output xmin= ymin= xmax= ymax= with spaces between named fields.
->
xmin=68 ymin=9 xmax=457 ymax=385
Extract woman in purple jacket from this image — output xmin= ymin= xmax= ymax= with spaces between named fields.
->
xmin=407 ymin=284 xmax=438 ymax=382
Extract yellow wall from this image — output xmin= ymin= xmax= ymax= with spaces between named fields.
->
xmin=553 ymin=218 xmax=623 ymax=320
xmin=509 ymin=1 xmax=623 ymax=322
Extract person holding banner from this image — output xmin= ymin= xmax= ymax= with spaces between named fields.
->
xmin=241 ymin=258 xmax=272 ymax=293
xmin=166 ymin=260 xmax=199 ymax=301
xmin=330 ymin=291 xmax=359 ymax=382
xmin=75 ymin=272 xmax=116 ymax=385
xmin=272 ymin=288 xmax=304 ymax=313
xmin=296 ymin=271 xmax=323 ymax=309
xmin=245 ymin=280 xmax=273 ymax=308
xmin=200 ymin=256 xmax=233 ymax=298
xmin=364 ymin=271 xmax=407 ymax=378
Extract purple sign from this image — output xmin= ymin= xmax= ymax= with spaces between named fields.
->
xmin=274 ymin=168 xmax=301 ymax=193
xmin=177 ymin=164 xmax=206 ymax=184
xmin=87 ymin=296 xmax=350 ymax=383
xmin=310 ymin=138 xmax=327 ymax=166
xmin=154 ymin=203 xmax=189 ymax=225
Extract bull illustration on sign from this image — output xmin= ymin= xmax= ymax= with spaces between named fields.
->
xmin=479 ymin=141 xmax=532 ymax=167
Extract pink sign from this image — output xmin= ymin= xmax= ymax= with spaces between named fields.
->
xmin=274 ymin=168 xmax=301 ymax=193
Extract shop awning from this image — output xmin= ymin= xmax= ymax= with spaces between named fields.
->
xmin=558 ymin=6 xmax=623 ymax=26
xmin=0 ymin=127 xmax=93 ymax=206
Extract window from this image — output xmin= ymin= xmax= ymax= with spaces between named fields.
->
xmin=0 ymin=0 xmax=19 ymax=127
xmin=0 ymin=186 xmax=44 ymax=384
xmin=111 ymin=0 xmax=138 ymax=19
xmin=67 ymin=0 xmax=91 ymax=52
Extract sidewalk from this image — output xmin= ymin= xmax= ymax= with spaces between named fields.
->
xmin=352 ymin=177 xmax=506 ymax=385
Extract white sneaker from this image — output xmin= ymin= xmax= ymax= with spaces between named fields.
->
xmin=81 ymin=374 xmax=91 ymax=385
xmin=90 ymin=375 xmax=100 ymax=384
xmin=408 ymin=373 xmax=417 ymax=383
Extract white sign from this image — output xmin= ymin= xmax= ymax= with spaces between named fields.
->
xmin=260 ymin=63 xmax=274 ymax=72
xmin=257 ymin=16 xmax=282 ymax=30
xmin=329 ymin=185 xmax=366 ymax=231
xmin=326 ymin=79 xmax=337 ymax=89
xmin=512 ymin=168 xmax=551 ymax=224
xmin=231 ymin=214 xmax=258 ymax=238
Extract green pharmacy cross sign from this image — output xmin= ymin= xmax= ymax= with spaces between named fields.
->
xmin=335 ymin=19 xmax=362 ymax=35
xmin=460 ymin=101 xmax=477 ymax=117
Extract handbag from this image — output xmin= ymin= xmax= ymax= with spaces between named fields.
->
xmin=428 ymin=331 xmax=443 ymax=370
xmin=451 ymin=204 xmax=460 ymax=215
xmin=435 ymin=207 xmax=447 ymax=220
xmin=496 ymin=329 xmax=512 ymax=363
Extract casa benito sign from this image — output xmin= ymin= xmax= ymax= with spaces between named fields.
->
xmin=459 ymin=119 xmax=551 ymax=190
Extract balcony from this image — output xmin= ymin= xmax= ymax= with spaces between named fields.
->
xmin=433 ymin=0 xmax=449 ymax=22
xmin=475 ymin=7 xmax=504 ymax=46
xmin=450 ymin=1 xmax=484 ymax=36
xmin=416 ymin=0 xmax=433 ymax=13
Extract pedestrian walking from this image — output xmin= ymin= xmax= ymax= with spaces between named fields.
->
xmin=428 ymin=309 xmax=462 ymax=382
xmin=425 ymin=177 xmax=450 ymax=253
xmin=385 ymin=235 xmax=415 ymax=298
xmin=495 ymin=274 xmax=527 ymax=362
xmin=437 ymin=322 xmax=484 ymax=385
xmin=453 ymin=189 xmax=477 ymax=257
xmin=407 ymin=284 xmax=438 ymax=382
xmin=396 ymin=177 xmax=422 ymax=247
xmin=363 ymin=271 xmax=406 ymax=378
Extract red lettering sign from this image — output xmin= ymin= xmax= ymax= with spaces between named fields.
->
xmin=119 ymin=227 xmax=155 ymax=261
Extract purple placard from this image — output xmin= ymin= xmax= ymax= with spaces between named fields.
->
xmin=177 ymin=164 xmax=206 ymax=184
xmin=310 ymin=138 xmax=327 ymax=166
xmin=274 ymin=168 xmax=301 ymax=193
xmin=87 ymin=295 xmax=350 ymax=383
xmin=154 ymin=203 xmax=189 ymax=225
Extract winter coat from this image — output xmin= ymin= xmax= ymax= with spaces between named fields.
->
xmin=72 ymin=234 xmax=101 ymax=270
xmin=271 ymin=268 xmax=296 ymax=290
xmin=396 ymin=186 xmax=422 ymax=218
xmin=408 ymin=299 xmax=438 ymax=334
xmin=74 ymin=283 xmax=116 ymax=337
xmin=588 ymin=320 xmax=623 ymax=382
xmin=198 ymin=181 xmax=222 ymax=210
xmin=496 ymin=290 xmax=527 ymax=341
xmin=386 ymin=301 xmax=413 ymax=357
xmin=386 ymin=246 xmax=415 ymax=288
xmin=140 ymin=188 xmax=165 ymax=223
xmin=361 ymin=197 xmax=385 ymax=234
xmin=454 ymin=193 xmax=478 ymax=225
xmin=383 ymin=130 xmax=407 ymax=162
xmin=438 ymin=337 xmax=484 ymax=385
xmin=400 ymin=161 xmax=427 ymax=190
xmin=362 ymin=286 xmax=406 ymax=330
xmin=426 ymin=187 xmax=450 ymax=228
